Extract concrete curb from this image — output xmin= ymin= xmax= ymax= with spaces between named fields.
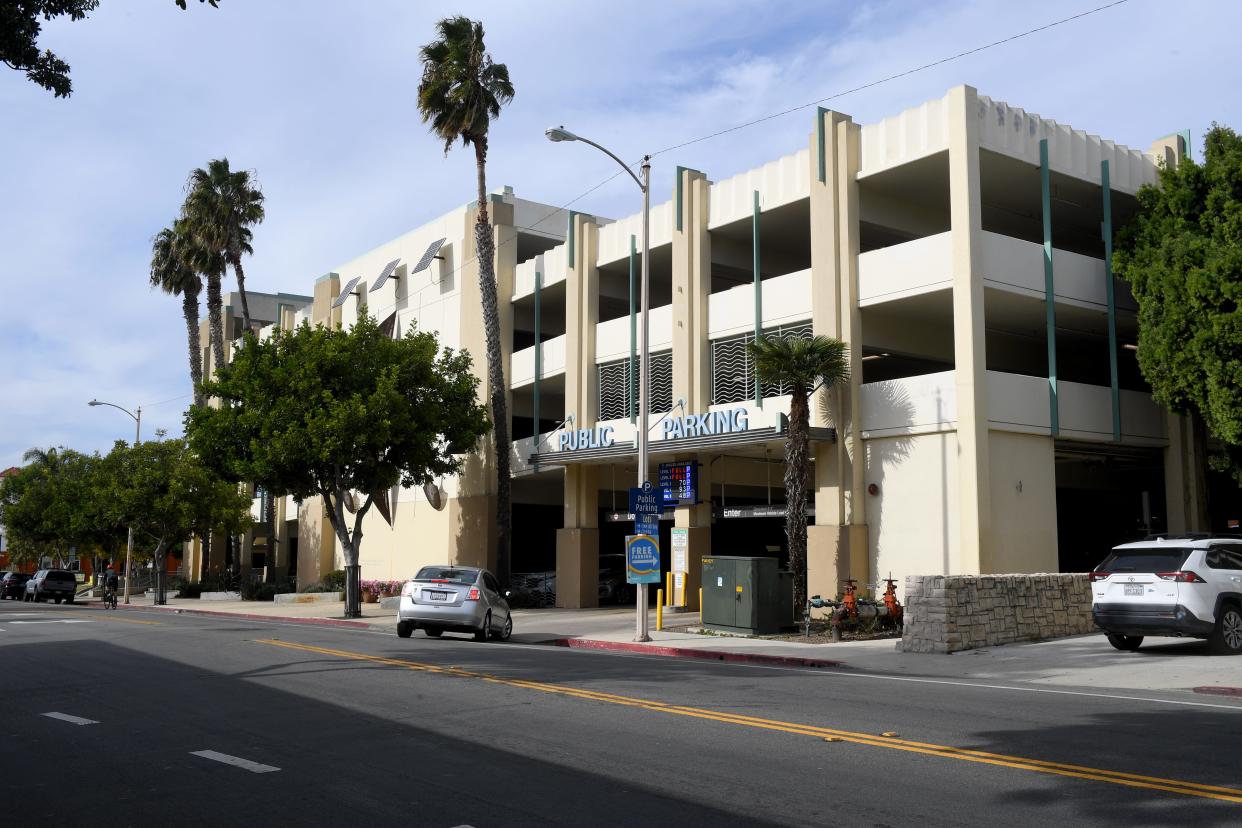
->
xmin=550 ymin=637 xmax=846 ymax=669
xmin=1193 ymin=686 xmax=1242 ymax=697
xmin=81 ymin=601 xmax=383 ymax=630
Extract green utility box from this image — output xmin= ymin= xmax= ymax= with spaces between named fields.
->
xmin=701 ymin=556 xmax=793 ymax=635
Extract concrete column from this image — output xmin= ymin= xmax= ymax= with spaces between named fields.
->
xmin=807 ymin=108 xmax=867 ymax=600
xmin=948 ymin=85 xmax=990 ymax=574
xmin=296 ymin=496 xmax=336 ymax=591
xmin=672 ymin=168 xmax=712 ymax=414
xmin=555 ymin=213 xmax=602 ymax=608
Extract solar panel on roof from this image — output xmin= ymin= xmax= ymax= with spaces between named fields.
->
xmin=368 ymin=258 xmax=402 ymax=293
xmin=412 ymin=238 xmax=446 ymax=274
xmin=331 ymin=275 xmax=362 ymax=309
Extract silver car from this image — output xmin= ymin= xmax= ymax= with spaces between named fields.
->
xmin=397 ymin=565 xmax=512 ymax=641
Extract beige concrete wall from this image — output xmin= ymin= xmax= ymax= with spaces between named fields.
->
xmin=865 ymin=431 xmax=960 ymax=600
xmin=987 ymin=431 xmax=1058 ymax=574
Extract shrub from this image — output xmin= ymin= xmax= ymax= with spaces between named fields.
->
xmin=321 ymin=570 xmax=346 ymax=591
xmin=240 ymin=580 xmax=295 ymax=602
xmin=178 ymin=581 xmax=203 ymax=599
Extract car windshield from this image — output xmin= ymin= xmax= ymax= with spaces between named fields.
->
xmin=1097 ymin=548 xmax=1191 ymax=573
xmin=413 ymin=567 xmax=477 ymax=584
xmin=6 ymin=573 xmax=30 ymax=581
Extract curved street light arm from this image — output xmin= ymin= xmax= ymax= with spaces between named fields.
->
xmin=88 ymin=399 xmax=138 ymax=422
xmin=571 ymin=134 xmax=647 ymax=193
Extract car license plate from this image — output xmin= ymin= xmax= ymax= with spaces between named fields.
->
xmin=1124 ymin=584 xmax=1144 ymax=596
xmin=427 ymin=591 xmax=448 ymax=601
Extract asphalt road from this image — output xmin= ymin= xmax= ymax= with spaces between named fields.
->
xmin=2 ymin=600 xmax=1240 ymax=827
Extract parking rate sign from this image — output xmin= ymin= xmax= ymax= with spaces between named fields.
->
xmin=625 ymin=535 xmax=661 ymax=585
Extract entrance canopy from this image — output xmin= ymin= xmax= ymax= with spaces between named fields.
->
xmin=528 ymin=424 xmax=836 ymax=467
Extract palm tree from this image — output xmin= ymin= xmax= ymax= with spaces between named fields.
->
xmin=418 ymin=16 xmax=515 ymax=586
xmin=184 ymin=158 xmax=265 ymax=336
xmin=150 ymin=220 xmax=205 ymax=408
xmin=748 ymin=334 xmax=850 ymax=610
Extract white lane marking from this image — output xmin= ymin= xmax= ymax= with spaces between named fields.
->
xmin=190 ymin=750 xmax=280 ymax=773
xmin=11 ymin=620 xmax=93 ymax=625
xmin=42 ymin=712 xmax=99 ymax=726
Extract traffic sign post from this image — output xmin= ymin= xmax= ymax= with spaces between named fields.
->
xmin=625 ymin=535 xmax=661 ymax=585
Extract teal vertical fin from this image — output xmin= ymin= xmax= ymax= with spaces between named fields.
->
xmin=1102 ymin=160 xmax=1120 ymax=442
xmin=629 ymin=235 xmax=637 ymax=424
xmin=533 ymin=270 xmax=542 ymax=471
xmin=753 ymin=190 xmax=763 ymax=408
xmin=1041 ymin=138 xmax=1059 ymax=436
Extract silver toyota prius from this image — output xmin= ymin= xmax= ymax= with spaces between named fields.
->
xmin=396 ymin=565 xmax=513 ymax=641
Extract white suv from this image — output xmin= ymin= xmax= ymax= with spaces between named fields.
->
xmin=1091 ymin=535 xmax=1242 ymax=654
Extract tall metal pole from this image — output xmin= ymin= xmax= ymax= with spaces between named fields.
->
xmin=123 ymin=406 xmax=141 ymax=605
xmin=635 ymin=157 xmax=652 ymax=643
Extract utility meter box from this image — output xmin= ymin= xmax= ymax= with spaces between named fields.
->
xmin=701 ymin=556 xmax=791 ymax=635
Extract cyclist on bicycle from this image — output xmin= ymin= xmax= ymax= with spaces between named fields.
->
xmin=103 ymin=566 xmax=119 ymax=607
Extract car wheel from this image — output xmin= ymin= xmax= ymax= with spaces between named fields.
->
xmin=54 ymin=597 xmax=62 ymax=604
xmin=423 ymin=627 xmax=443 ymax=638
xmin=65 ymin=597 xmax=74 ymax=605
xmin=396 ymin=620 xmax=414 ymax=639
xmin=1209 ymin=604 xmax=1242 ymax=655
xmin=474 ymin=612 xmax=491 ymax=642
xmin=1106 ymin=633 xmax=1143 ymax=651
xmin=497 ymin=614 xmax=513 ymax=642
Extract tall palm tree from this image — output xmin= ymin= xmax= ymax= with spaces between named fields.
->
xmin=748 ymin=334 xmax=849 ymax=610
xmin=418 ymin=16 xmax=515 ymax=586
xmin=184 ymin=158 xmax=265 ymax=336
xmin=150 ymin=220 xmax=205 ymax=408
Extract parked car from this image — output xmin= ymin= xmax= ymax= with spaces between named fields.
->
xmin=24 ymin=569 xmax=78 ymax=604
xmin=397 ymin=565 xmax=512 ymax=641
xmin=1091 ymin=534 xmax=1242 ymax=653
xmin=1 ymin=572 xmax=32 ymax=600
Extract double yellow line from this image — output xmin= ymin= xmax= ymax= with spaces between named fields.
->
xmin=255 ymin=638 xmax=1242 ymax=805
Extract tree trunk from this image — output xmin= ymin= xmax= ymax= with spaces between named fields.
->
xmin=231 ymin=253 xmax=253 ymax=336
xmin=785 ymin=384 xmax=811 ymax=612
xmin=205 ymin=270 xmax=225 ymax=374
xmin=473 ymin=136 xmax=511 ymax=588
xmin=325 ymin=488 xmax=371 ymax=618
xmin=265 ymin=487 xmax=277 ymax=583
xmin=182 ymin=287 xmax=204 ymax=408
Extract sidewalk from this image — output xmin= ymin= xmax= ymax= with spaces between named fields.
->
xmin=83 ymin=596 xmax=1242 ymax=697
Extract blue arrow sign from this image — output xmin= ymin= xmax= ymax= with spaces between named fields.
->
xmin=628 ymin=480 xmax=662 ymax=515
xmin=625 ymin=534 xmax=661 ymax=585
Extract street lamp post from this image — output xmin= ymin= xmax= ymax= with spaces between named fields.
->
xmin=88 ymin=399 xmax=141 ymax=605
xmin=546 ymin=126 xmax=653 ymax=642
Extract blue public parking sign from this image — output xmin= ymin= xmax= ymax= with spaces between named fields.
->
xmin=625 ymin=534 xmax=661 ymax=585
xmin=628 ymin=481 xmax=662 ymax=515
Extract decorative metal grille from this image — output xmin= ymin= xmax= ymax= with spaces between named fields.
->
xmin=596 ymin=349 xmax=673 ymax=420
xmin=710 ymin=322 xmax=813 ymax=404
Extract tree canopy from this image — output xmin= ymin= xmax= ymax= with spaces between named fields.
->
xmin=186 ymin=311 xmax=491 ymax=616
xmin=1114 ymin=125 xmax=1242 ymax=480
xmin=1 ymin=1 xmax=99 ymax=98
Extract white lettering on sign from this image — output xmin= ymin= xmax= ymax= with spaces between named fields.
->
xmin=558 ymin=425 xmax=615 ymax=451
xmin=662 ymin=407 xmax=748 ymax=441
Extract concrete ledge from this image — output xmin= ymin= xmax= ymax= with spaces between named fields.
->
xmin=200 ymin=591 xmax=241 ymax=601
xmin=273 ymin=591 xmax=343 ymax=605
xmin=379 ymin=596 xmax=400 ymax=610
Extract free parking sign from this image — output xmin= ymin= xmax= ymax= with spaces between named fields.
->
xmin=625 ymin=534 xmax=661 ymax=585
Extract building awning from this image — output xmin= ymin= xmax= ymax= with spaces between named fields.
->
xmin=528 ymin=425 xmax=836 ymax=467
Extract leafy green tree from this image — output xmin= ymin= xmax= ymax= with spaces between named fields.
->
xmin=103 ymin=438 xmax=250 ymax=604
xmin=150 ymin=219 xmax=205 ymax=408
xmin=1114 ymin=125 xmax=1242 ymax=482
xmin=186 ymin=311 xmax=491 ymax=617
xmin=748 ymin=334 xmax=849 ymax=610
xmin=3 ymin=2 xmax=217 ymax=98
xmin=1 ymin=1 xmax=99 ymax=98
xmin=183 ymin=158 xmax=265 ymax=335
xmin=418 ymin=16 xmax=515 ymax=587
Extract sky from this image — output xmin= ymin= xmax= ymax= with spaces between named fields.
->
xmin=1 ymin=0 xmax=1239 ymax=469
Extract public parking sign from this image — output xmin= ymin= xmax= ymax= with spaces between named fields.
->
xmin=628 ymin=480 xmax=662 ymax=515
xmin=625 ymin=534 xmax=661 ymax=585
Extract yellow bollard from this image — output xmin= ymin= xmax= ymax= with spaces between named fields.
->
xmin=666 ymin=572 xmax=673 ymax=606
xmin=656 ymin=589 xmax=664 ymax=631
xmin=698 ymin=587 xmax=703 ymax=616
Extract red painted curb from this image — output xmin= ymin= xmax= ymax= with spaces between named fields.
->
xmin=79 ymin=601 xmax=376 ymax=629
xmin=551 ymin=637 xmax=845 ymax=669
xmin=1192 ymin=686 xmax=1242 ymax=697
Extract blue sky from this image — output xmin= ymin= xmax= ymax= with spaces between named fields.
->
xmin=1 ymin=0 xmax=1239 ymax=468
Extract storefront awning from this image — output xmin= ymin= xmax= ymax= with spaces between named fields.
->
xmin=528 ymin=425 xmax=836 ymax=467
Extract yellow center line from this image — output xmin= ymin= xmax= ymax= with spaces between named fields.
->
xmin=254 ymin=638 xmax=1242 ymax=805
xmin=98 ymin=616 xmax=162 ymax=626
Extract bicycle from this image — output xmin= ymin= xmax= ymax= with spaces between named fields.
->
xmin=103 ymin=585 xmax=118 ymax=610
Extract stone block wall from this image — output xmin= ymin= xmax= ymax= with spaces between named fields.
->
xmin=899 ymin=573 xmax=1094 ymax=653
